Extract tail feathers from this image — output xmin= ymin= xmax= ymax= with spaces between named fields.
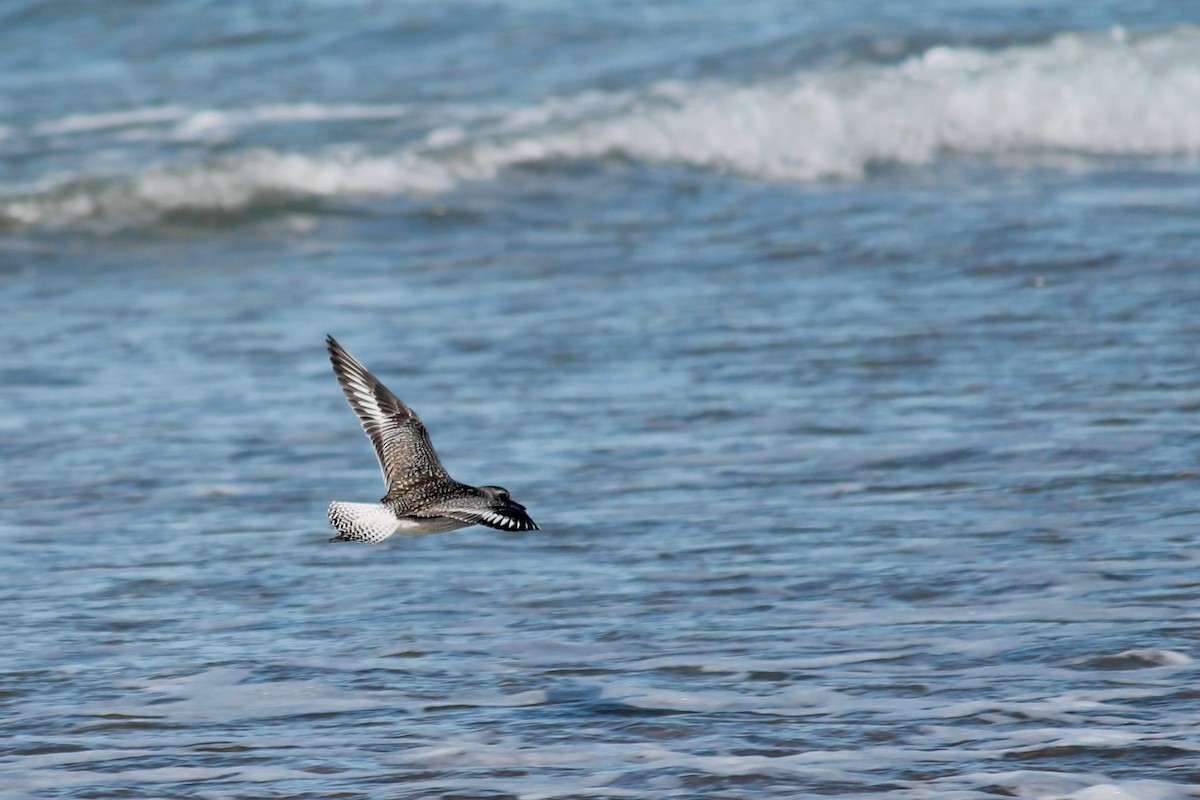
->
xmin=328 ymin=502 xmax=399 ymax=545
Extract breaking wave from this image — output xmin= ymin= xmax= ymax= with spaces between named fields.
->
xmin=4 ymin=26 xmax=1200 ymax=230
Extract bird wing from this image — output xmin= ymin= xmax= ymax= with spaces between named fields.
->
xmin=326 ymin=335 xmax=452 ymax=495
xmin=411 ymin=497 xmax=541 ymax=532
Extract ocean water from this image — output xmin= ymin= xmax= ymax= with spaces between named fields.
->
xmin=3 ymin=2 xmax=1200 ymax=798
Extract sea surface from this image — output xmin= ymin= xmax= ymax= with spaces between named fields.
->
xmin=3 ymin=2 xmax=1200 ymax=798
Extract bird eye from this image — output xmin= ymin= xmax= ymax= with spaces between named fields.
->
xmin=498 ymin=490 xmax=509 ymax=501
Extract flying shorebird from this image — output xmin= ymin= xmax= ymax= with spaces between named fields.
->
xmin=325 ymin=335 xmax=538 ymax=543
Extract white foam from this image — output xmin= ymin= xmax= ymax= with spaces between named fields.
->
xmin=29 ymin=103 xmax=414 ymax=139
xmin=528 ymin=25 xmax=1200 ymax=180
xmin=171 ymin=103 xmax=416 ymax=140
xmin=0 ymin=148 xmax=460 ymax=229
xmin=6 ymin=26 xmax=1200 ymax=229
xmin=32 ymin=106 xmax=191 ymax=136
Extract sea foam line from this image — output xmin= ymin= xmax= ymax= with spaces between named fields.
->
xmin=4 ymin=26 xmax=1200 ymax=229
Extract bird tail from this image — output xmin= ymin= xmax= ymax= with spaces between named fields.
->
xmin=327 ymin=502 xmax=399 ymax=544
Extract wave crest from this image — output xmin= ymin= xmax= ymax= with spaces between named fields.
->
xmin=565 ymin=25 xmax=1200 ymax=179
xmin=5 ymin=26 xmax=1200 ymax=230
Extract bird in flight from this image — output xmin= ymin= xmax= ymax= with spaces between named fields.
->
xmin=325 ymin=335 xmax=538 ymax=544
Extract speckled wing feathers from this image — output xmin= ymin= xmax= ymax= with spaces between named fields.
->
xmin=326 ymin=335 xmax=452 ymax=499
xmin=326 ymin=336 xmax=539 ymax=539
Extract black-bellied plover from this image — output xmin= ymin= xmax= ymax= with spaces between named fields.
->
xmin=325 ymin=335 xmax=538 ymax=543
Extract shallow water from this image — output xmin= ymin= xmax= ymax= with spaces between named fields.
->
xmin=3 ymin=2 xmax=1200 ymax=798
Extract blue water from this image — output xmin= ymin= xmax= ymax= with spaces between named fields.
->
xmin=4 ymin=2 xmax=1200 ymax=798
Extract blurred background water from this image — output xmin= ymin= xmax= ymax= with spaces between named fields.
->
xmin=3 ymin=1 xmax=1200 ymax=798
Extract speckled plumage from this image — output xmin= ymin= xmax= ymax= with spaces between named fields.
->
xmin=325 ymin=336 xmax=539 ymax=544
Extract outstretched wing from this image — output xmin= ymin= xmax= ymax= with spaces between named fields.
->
xmin=326 ymin=335 xmax=452 ymax=495
xmin=412 ymin=496 xmax=540 ymax=532
xmin=443 ymin=508 xmax=540 ymax=532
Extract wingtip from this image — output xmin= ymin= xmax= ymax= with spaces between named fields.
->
xmin=326 ymin=335 xmax=355 ymax=371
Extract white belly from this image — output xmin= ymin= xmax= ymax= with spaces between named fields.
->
xmin=393 ymin=516 xmax=472 ymax=535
